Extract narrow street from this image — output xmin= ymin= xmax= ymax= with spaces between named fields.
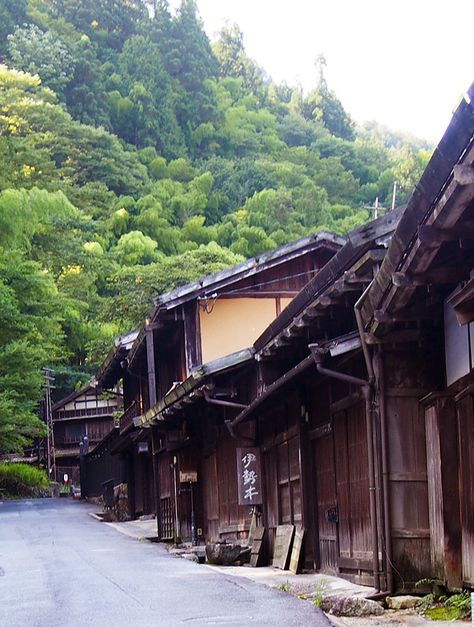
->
xmin=0 ymin=498 xmax=329 ymax=626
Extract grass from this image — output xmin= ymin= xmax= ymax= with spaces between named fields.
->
xmin=0 ymin=462 xmax=49 ymax=498
xmin=276 ymin=580 xmax=292 ymax=593
xmin=416 ymin=579 xmax=471 ymax=621
xmin=312 ymin=578 xmax=330 ymax=608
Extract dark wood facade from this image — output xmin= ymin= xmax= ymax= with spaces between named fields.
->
xmin=52 ymin=385 xmax=120 ymax=485
xmin=95 ymin=235 xmax=343 ymax=525
xmin=91 ymin=82 xmax=474 ymax=592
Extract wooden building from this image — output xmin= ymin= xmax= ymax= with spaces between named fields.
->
xmin=92 ymin=83 xmax=474 ymax=593
xmin=52 ymin=384 xmax=121 ymax=485
xmin=140 ymin=209 xmax=402 ymax=586
xmin=96 ymin=233 xmax=344 ymax=524
xmin=360 ymin=83 xmax=474 ymax=590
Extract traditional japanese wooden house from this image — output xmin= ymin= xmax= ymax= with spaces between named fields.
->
xmin=100 ymin=233 xmax=344 ymax=527
xmin=91 ymin=83 xmax=474 ymax=594
xmin=52 ymin=384 xmax=121 ymax=485
xmin=229 ymin=84 xmax=474 ymax=592
xmin=360 ymin=83 xmax=474 ymax=590
xmin=228 ymin=209 xmax=403 ymax=588
xmin=93 ymin=330 xmax=150 ymax=518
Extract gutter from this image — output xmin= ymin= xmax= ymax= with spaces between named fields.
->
xmin=226 ymin=355 xmax=315 ymax=437
xmin=308 ymin=344 xmax=381 ymax=593
xmin=354 ymin=279 xmax=393 ymax=594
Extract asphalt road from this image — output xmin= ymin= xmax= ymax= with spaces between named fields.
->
xmin=0 ymin=498 xmax=330 ymax=626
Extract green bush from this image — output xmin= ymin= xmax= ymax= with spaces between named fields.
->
xmin=0 ymin=463 xmax=49 ymax=497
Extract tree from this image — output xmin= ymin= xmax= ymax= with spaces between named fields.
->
xmin=114 ymin=230 xmax=160 ymax=265
xmin=301 ymin=55 xmax=355 ymax=141
xmin=0 ymin=0 xmax=28 ymax=58
xmin=8 ymin=25 xmax=75 ymax=99
xmin=0 ymin=249 xmax=67 ymax=452
xmin=0 ymin=65 xmax=148 ymax=195
xmin=213 ymin=24 xmax=267 ymax=99
xmin=114 ymin=35 xmax=185 ymax=156
xmin=168 ymin=0 xmax=218 ymax=143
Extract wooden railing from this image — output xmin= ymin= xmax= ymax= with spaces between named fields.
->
xmin=119 ymin=401 xmax=139 ymax=433
xmin=55 ymin=405 xmax=117 ymax=420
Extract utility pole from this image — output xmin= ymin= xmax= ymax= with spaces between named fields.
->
xmin=364 ymin=197 xmax=384 ymax=220
xmin=43 ymin=367 xmax=56 ymax=482
xmin=391 ymin=181 xmax=398 ymax=211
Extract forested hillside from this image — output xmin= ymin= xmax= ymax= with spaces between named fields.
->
xmin=0 ymin=0 xmax=431 ymax=452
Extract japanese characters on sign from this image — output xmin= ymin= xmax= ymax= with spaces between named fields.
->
xmin=236 ymin=447 xmax=262 ymax=505
xmin=179 ymin=470 xmax=198 ymax=483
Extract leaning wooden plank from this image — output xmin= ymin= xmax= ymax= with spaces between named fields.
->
xmin=272 ymin=524 xmax=295 ymax=570
xmin=289 ymin=528 xmax=305 ymax=574
xmin=249 ymin=527 xmax=266 ymax=568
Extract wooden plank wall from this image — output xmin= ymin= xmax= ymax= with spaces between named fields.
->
xmin=157 ymin=450 xmax=174 ymax=540
xmin=384 ymin=350 xmax=432 ymax=588
xmin=261 ymin=390 xmax=302 ymax=560
xmin=215 ymin=428 xmax=250 ymax=540
xmin=334 ymin=402 xmax=372 ymax=575
xmin=424 ymin=394 xmax=462 ymax=588
xmin=456 ymin=393 xmax=474 ymax=585
xmin=202 ymin=451 xmax=219 ymax=540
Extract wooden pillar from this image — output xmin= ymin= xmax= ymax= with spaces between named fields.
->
xmin=145 ymin=327 xmax=157 ymax=408
xmin=422 ymin=392 xmax=462 ymax=589
xmin=151 ymin=427 xmax=162 ymax=538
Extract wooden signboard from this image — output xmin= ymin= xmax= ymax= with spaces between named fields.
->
xmin=236 ymin=448 xmax=263 ymax=506
xmin=289 ymin=528 xmax=304 ymax=574
xmin=272 ymin=524 xmax=295 ymax=570
xmin=249 ymin=527 xmax=265 ymax=568
xmin=179 ymin=470 xmax=197 ymax=483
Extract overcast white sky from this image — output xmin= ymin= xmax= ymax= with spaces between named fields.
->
xmin=175 ymin=0 xmax=474 ymax=143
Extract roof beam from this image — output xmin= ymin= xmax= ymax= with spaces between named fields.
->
xmin=418 ymin=222 xmax=474 ymax=246
xmin=392 ymin=267 xmax=471 ymax=287
xmin=374 ymin=305 xmax=441 ymax=323
xmin=454 ymin=164 xmax=474 ymax=185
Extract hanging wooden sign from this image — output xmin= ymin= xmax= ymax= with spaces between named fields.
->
xmin=179 ymin=470 xmax=197 ymax=483
xmin=236 ymin=448 xmax=263 ymax=506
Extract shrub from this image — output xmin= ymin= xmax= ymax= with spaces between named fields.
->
xmin=0 ymin=463 xmax=49 ymax=497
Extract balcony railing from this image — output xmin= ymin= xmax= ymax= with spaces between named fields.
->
xmin=119 ymin=401 xmax=139 ymax=433
xmin=54 ymin=405 xmax=119 ymax=420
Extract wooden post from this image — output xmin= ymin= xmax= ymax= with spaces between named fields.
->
xmin=145 ymin=327 xmax=157 ymax=408
xmin=423 ymin=392 xmax=462 ymax=589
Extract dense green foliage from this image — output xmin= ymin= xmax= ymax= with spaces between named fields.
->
xmin=0 ymin=462 xmax=49 ymax=497
xmin=0 ymin=0 xmax=431 ymax=452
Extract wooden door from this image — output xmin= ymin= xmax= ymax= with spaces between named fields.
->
xmin=276 ymin=436 xmax=302 ymax=526
xmin=334 ymin=403 xmax=372 ymax=570
xmin=158 ymin=452 xmax=174 ymax=540
xmin=203 ymin=452 xmax=219 ymax=540
xmin=313 ymin=428 xmax=338 ymax=572
xmin=457 ymin=395 xmax=474 ymax=585
xmin=312 ymin=402 xmax=371 ymax=575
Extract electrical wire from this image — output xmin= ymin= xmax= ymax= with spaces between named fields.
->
xmin=205 ymin=269 xmax=319 ymax=298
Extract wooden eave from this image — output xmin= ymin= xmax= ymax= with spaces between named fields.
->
xmin=133 ymin=348 xmax=254 ymax=428
xmin=125 ymin=234 xmax=345 ymax=368
xmin=109 ymin=429 xmax=144 ymax=454
xmin=254 ymin=209 xmax=403 ymax=355
xmin=151 ymin=232 xmax=345 ymax=312
xmin=361 ymin=84 xmax=474 ymax=336
xmin=94 ymin=330 xmax=138 ymax=390
xmin=51 ymin=384 xmax=95 ymax=412
xmin=255 ymin=243 xmax=393 ymax=360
